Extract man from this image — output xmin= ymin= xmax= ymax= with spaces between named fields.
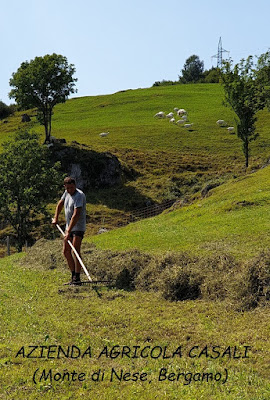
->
xmin=52 ymin=177 xmax=86 ymax=285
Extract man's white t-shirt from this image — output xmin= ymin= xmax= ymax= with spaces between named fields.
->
xmin=61 ymin=188 xmax=86 ymax=232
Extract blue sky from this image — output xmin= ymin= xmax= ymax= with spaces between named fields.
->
xmin=1 ymin=0 xmax=269 ymax=104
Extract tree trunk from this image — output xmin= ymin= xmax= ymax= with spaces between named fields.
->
xmin=43 ymin=106 xmax=51 ymax=144
xmin=48 ymin=108 xmax=52 ymax=141
xmin=243 ymin=139 xmax=249 ymax=168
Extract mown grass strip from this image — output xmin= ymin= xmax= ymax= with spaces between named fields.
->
xmin=0 ymin=254 xmax=269 ymax=399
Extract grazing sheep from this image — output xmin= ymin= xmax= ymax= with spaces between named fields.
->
xmin=181 ymin=115 xmax=188 ymax=121
xmin=174 ymin=107 xmax=179 ymax=112
xmin=169 ymin=118 xmax=176 ymax=124
xmin=166 ymin=112 xmax=174 ymax=118
xmin=216 ymin=119 xmax=227 ymax=127
xmin=227 ymin=126 xmax=235 ymax=134
xmin=177 ymin=108 xmax=187 ymax=116
xmin=176 ymin=119 xmax=185 ymax=125
xmin=184 ymin=123 xmax=194 ymax=129
xmin=154 ymin=111 xmax=165 ymax=118
xmin=99 ymin=132 xmax=109 ymax=137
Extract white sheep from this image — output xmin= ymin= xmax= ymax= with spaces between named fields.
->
xmin=99 ymin=132 xmax=109 ymax=137
xmin=169 ymin=118 xmax=176 ymax=124
xmin=154 ymin=111 xmax=165 ymax=118
xmin=181 ymin=115 xmax=188 ymax=121
xmin=177 ymin=108 xmax=187 ymax=116
xmin=174 ymin=107 xmax=179 ymax=112
xmin=166 ymin=112 xmax=174 ymax=118
xmin=176 ymin=119 xmax=185 ymax=125
xmin=216 ymin=119 xmax=227 ymax=127
xmin=227 ymin=126 xmax=235 ymax=134
xmin=184 ymin=123 xmax=194 ymax=129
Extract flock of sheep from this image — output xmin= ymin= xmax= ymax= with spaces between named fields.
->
xmin=154 ymin=109 xmax=235 ymax=134
xmin=216 ymin=119 xmax=235 ymax=134
xmin=98 ymin=110 xmax=235 ymax=138
xmin=154 ymin=108 xmax=194 ymax=130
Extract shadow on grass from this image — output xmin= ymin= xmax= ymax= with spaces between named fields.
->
xmin=86 ymin=184 xmax=154 ymax=212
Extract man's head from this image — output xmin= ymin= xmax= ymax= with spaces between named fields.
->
xmin=64 ymin=177 xmax=76 ymax=195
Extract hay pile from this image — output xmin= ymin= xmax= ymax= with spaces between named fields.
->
xmin=19 ymin=238 xmax=270 ymax=310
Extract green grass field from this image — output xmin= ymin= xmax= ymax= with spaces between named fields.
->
xmin=2 ymin=83 xmax=270 ymax=232
xmin=0 ymin=83 xmax=270 ymax=399
xmin=89 ymin=163 xmax=270 ymax=260
xmin=0 ymin=254 xmax=269 ymax=400
xmin=36 ymin=84 xmax=270 ymax=163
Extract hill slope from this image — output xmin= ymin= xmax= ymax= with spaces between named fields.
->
xmin=1 ymin=83 xmax=270 ymax=243
xmin=89 ymin=164 xmax=270 ymax=260
xmin=1 ymin=85 xmax=270 ymax=399
xmin=34 ymin=84 xmax=270 ymax=158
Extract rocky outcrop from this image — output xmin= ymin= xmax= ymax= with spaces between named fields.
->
xmin=50 ymin=142 xmax=123 ymax=190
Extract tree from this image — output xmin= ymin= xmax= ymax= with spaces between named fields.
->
xmin=9 ymin=54 xmax=77 ymax=143
xmin=203 ymin=67 xmax=221 ymax=83
xmin=0 ymin=130 xmax=63 ymax=251
xmin=0 ymin=100 xmax=15 ymax=120
xmin=179 ymin=55 xmax=204 ymax=83
xmin=255 ymin=50 xmax=270 ymax=109
xmin=221 ymin=57 xmax=264 ymax=168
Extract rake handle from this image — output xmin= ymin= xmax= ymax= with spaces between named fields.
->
xmin=55 ymin=224 xmax=92 ymax=282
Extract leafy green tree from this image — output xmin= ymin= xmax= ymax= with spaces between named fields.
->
xmin=221 ymin=56 xmax=264 ymax=168
xmin=179 ymin=55 xmax=204 ymax=83
xmin=203 ymin=67 xmax=221 ymax=83
xmin=0 ymin=100 xmax=15 ymax=120
xmin=255 ymin=50 xmax=270 ymax=108
xmin=9 ymin=54 xmax=77 ymax=143
xmin=0 ymin=131 xmax=63 ymax=251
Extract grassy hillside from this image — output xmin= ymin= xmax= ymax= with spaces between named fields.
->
xmin=1 ymin=83 xmax=270 ymax=239
xmin=89 ymin=164 xmax=270 ymax=260
xmin=1 ymin=84 xmax=270 ymax=399
xmin=32 ymin=84 xmax=270 ymax=158
xmin=2 ymin=83 xmax=270 ymax=161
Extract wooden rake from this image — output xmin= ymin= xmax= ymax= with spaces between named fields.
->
xmin=55 ymin=224 xmax=113 ymax=287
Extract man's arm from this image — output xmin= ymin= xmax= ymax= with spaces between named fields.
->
xmin=52 ymin=199 xmax=64 ymax=225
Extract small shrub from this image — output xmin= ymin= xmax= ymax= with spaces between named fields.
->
xmin=152 ymin=80 xmax=178 ymax=87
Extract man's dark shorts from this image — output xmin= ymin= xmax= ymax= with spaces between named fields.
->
xmin=69 ymin=231 xmax=84 ymax=239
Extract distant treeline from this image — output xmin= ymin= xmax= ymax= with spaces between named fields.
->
xmin=153 ymin=67 xmax=220 ymax=87
xmin=153 ymin=55 xmax=221 ymax=87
